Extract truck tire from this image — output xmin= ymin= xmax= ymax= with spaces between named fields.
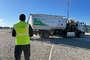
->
xmin=75 ymin=32 xmax=81 ymax=38
xmin=42 ymin=31 xmax=50 ymax=39
xmin=62 ymin=31 xmax=67 ymax=38
xmin=83 ymin=32 xmax=85 ymax=35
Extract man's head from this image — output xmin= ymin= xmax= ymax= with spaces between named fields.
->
xmin=19 ymin=14 xmax=26 ymax=21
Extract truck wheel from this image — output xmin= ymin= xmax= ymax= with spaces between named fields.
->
xmin=76 ymin=32 xmax=81 ymax=38
xmin=42 ymin=31 xmax=50 ymax=39
xmin=83 ymin=32 xmax=85 ymax=35
xmin=62 ymin=31 xmax=67 ymax=38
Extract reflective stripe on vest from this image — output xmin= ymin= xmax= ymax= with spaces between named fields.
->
xmin=14 ymin=21 xmax=30 ymax=45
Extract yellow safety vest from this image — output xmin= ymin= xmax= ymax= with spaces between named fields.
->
xmin=13 ymin=21 xmax=30 ymax=45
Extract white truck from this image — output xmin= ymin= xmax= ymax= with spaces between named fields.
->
xmin=66 ymin=19 xmax=86 ymax=37
xmin=28 ymin=14 xmax=86 ymax=38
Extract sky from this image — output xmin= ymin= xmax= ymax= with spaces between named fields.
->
xmin=0 ymin=0 xmax=90 ymax=27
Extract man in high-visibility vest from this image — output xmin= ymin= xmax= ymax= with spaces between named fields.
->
xmin=12 ymin=14 xmax=33 ymax=60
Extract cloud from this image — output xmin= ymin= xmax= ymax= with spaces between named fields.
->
xmin=0 ymin=19 xmax=6 ymax=27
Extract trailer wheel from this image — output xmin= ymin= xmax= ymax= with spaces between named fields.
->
xmin=42 ymin=31 xmax=50 ymax=39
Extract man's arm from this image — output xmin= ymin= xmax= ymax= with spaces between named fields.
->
xmin=29 ymin=25 xmax=33 ymax=37
xmin=12 ymin=28 xmax=16 ymax=37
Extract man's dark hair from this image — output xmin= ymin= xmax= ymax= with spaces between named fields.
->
xmin=19 ymin=14 xmax=26 ymax=21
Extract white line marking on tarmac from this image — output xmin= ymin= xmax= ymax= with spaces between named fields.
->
xmin=48 ymin=40 xmax=54 ymax=60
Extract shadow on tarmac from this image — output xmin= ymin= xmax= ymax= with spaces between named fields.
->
xmin=31 ymin=34 xmax=90 ymax=49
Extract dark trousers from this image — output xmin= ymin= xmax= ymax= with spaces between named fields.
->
xmin=14 ymin=44 xmax=30 ymax=60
